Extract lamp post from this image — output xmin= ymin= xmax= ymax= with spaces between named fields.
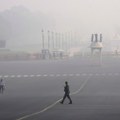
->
xmin=41 ymin=29 xmax=45 ymax=49
xmin=55 ymin=32 xmax=58 ymax=49
xmin=58 ymin=33 xmax=61 ymax=49
xmin=52 ymin=31 xmax=54 ymax=49
xmin=65 ymin=32 xmax=68 ymax=51
xmin=48 ymin=30 xmax=50 ymax=49
xmin=62 ymin=33 xmax=64 ymax=50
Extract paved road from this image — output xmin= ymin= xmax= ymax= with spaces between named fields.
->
xmin=0 ymin=56 xmax=120 ymax=120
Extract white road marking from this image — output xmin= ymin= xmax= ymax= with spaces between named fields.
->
xmin=30 ymin=75 xmax=34 ymax=77
xmin=16 ymin=77 xmax=90 ymax=120
xmin=3 ymin=75 xmax=9 ymax=78
xmin=71 ymin=77 xmax=90 ymax=95
xmin=1 ymin=73 xmax=120 ymax=79
xmin=17 ymin=75 xmax=21 ymax=78
xmin=36 ymin=74 xmax=41 ymax=77
xmin=43 ymin=74 xmax=48 ymax=77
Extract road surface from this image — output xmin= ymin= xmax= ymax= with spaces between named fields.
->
xmin=0 ymin=56 xmax=120 ymax=120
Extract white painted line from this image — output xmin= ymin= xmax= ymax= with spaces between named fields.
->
xmin=1 ymin=72 xmax=120 ymax=79
xmin=30 ymin=75 xmax=34 ymax=77
xmin=71 ymin=77 xmax=89 ymax=95
xmin=36 ymin=74 xmax=41 ymax=77
xmin=17 ymin=75 xmax=21 ymax=78
xmin=16 ymin=99 xmax=62 ymax=120
xmin=16 ymin=77 xmax=90 ymax=120
xmin=3 ymin=75 xmax=9 ymax=78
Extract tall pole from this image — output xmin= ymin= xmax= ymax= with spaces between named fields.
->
xmin=91 ymin=34 xmax=94 ymax=42
xmin=68 ymin=32 xmax=71 ymax=49
xmin=65 ymin=32 xmax=68 ymax=51
xmin=70 ymin=31 xmax=72 ymax=49
xmin=55 ymin=32 xmax=58 ymax=49
xmin=100 ymin=33 xmax=102 ymax=42
xmin=41 ymin=29 xmax=44 ymax=49
xmin=48 ymin=30 xmax=50 ymax=49
xmin=52 ymin=31 xmax=54 ymax=49
xmin=58 ymin=33 xmax=61 ymax=49
xmin=62 ymin=33 xmax=64 ymax=50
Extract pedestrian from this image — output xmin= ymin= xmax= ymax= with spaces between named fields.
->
xmin=60 ymin=81 xmax=72 ymax=104
xmin=0 ymin=78 xmax=5 ymax=94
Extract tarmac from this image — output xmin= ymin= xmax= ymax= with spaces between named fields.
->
xmin=0 ymin=56 xmax=120 ymax=120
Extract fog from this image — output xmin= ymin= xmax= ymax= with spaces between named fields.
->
xmin=0 ymin=0 xmax=120 ymax=51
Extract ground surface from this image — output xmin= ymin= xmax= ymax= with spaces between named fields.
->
xmin=0 ymin=56 xmax=120 ymax=120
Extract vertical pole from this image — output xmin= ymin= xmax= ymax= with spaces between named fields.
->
xmin=48 ymin=30 xmax=50 ymax=49
xmin=95 ymin=34 xmax=98 ymax=42
xmin=62 ymin=33 xmax=64 ymax=50
xmin=99 ymin=48 xmax=102 ymax=66
xmin=41 ymin=29 xmax=44 ymax=49
xmin=68 ymin=32 xmax=71 ymax=50
xmin=52 ymin=31 xmax=54 ymax=49
xmin=55 ymin=32 xmax=58 ymax=49
xmin=58 ymin=33 xmax=61 ymax=49
xmin=91 ymin=34 xmax=94 ymax=42
xmin=65 ymin=32 xmax=68 ymax=51
xmin=100 ymin=34 xmax=102 ymax=42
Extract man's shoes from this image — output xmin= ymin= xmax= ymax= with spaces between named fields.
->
xmin=69 ymin=102 xmax=72 ymax=104
xmin=60 ymin=101 xmax=63 ymax=104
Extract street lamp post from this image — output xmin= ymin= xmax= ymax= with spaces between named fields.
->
xmin=59 ymin=33 xmax=61 ymax=49
xmin=48 ymin=30 xmax=50 ymax=49
xmin=52 ymin=32 xmax=54 ymax=49
xmin=55 ymin=32 xmax=58 ymax=49
xmin=41 ymin=29 xmax=45 ymax=49
xmin=62 ymin=33 xmax=64 ymax=50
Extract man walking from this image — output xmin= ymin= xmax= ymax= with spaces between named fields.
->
xmin=0 ymin=78 xmax=5 ymax=94
xmin=60 ymin=81 xmax=72 ymax=104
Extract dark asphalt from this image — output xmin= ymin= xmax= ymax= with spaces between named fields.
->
xmin=0 ymin=56 xmax=120 ymax=120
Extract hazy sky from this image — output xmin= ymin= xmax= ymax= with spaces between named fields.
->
xmin=0 ymin=0 xmax=120 ymax=50
xmin=0 ymin=0 xmax=120 ymax=33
